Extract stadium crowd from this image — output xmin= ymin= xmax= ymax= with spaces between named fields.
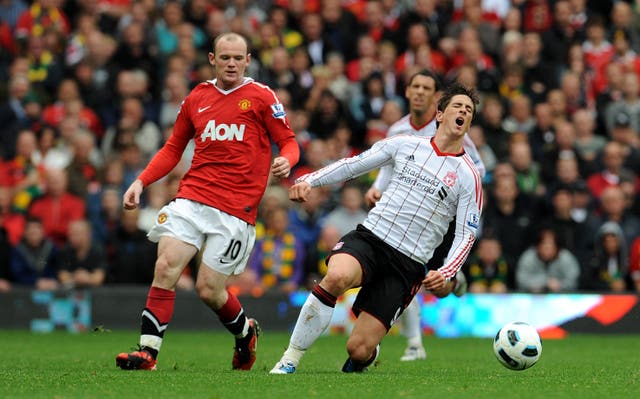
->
xmin=0 ymin=0 xmax=639 ymax=295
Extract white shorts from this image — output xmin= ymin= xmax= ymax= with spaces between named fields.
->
xmin=148 ymin=198 xmax=256 ymax=275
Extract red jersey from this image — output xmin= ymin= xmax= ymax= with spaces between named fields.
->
xmin=138 ymin=78 xmax=299 ymax=225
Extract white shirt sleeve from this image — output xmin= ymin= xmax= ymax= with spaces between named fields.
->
xmin=298 ymin=138 xmax=395 ymax=187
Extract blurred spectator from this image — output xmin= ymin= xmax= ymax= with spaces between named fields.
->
xmin=542 ymin=183 xmax=597 ymax=266
xmin=396 ymin=0 xmax=444 ymax=51
xmin=41 ymin=78 xmax=104 ymax=139
xmin=260 ymin=46 xmax=295 ymax=92
xmin=22 ymin=33 xmax=64 ymax=103
xmin=0 ymin=224 xmax=10 ymax=292
xmin=558 ymin=70 xmax=587 ymax=117
xmin=156 ymin=1 xmax=191 ymax=58
xmin=482 ymin=164 xmax=540 ymax=281
xmin=102 ymin=69 xmax=159 ymax=130
xmin=522 ymin=31 xmax=557 ymax=104
xmin=595 ymin=62 xmax=624 ymax=133
xmin=248 ymin=204 xmax=305 ymax=294
xmin=582 ymin=15 xmax=613 ymax=98
xmin=468 ymin=125 xmax=496 ymax=182
xmin=540 ymin=0 xmax=584 ymax=66
xmin=0 ymin=74 xmax=32 ymax=160
xmin=610 ymin=27 xmax=640 ymax=78
xmin=604 ymin=72 xmax=640 ymax=134
xmin=105 ymin=207 xmax=156 ymax=285
xmin=159 ymin=72 xmax=190 ymax=130
xmin=112 ymin=21 xmax=161 ymax=99
xmin=609 ymin=1 xmax=640 ymax=53
xmin=0 ymin=0 xmax=28 ymax=31
xmin=65 ymin=130 xmax=103 ymax=200
xmin=319 ymin=0 xmax=358 ymax=61
xmin=508 ymin=135 xmax=543 ymax=197
xmin=516 ymin=227 xmax=581 ymax=293
xmin=0 ymin=185 xmax=24 ymax=245
xmin=201 ymin=8 xmax=230 ymax=52
xmin=3 ymin=129 xmax=44 ymax=208
xmin=584 ymin=221 xmax=629 ymax=292
xmin=546 ymin=88 xmax=569 ymax=125
xmin=467 ymin=234 xmax=509 ymax=293
xmin=528 ymin=101 xmax=556 ymax=167
xmin=358 ymin=0 xmax=397 ymax=45
xmin=57 ymin=218 xmax=106 ymax=288
xmin=350 ymin=71 xmax=401 ymax=133
xmin=64 ymin=11 xmax=101 ymax=68
xmin=308 ymin=89 xmax=359 ymax=141
xmin=321 ymin=183 xmax=367 ymax=238
xmin=477 ymin=94 xmax=510 ymax=161
xmin=28 ymin=167 xmax=85 ymax=248
xmin=288 ymin=185 xmax=329 ymax=278
xmin=398 ymin=23 xmax=447 ymax=77
xmin=14 ymin=0 xmax=71 ymax=43
xmin=9 ymin=216 xmax=58 ymax=290
xmin=445 ymin=0 xmax=500 ymax=59
xmin=540 ymin=120 xmax=582 ymax=187
xmin=300 ymin=12 xmax=334 ymax=66
xmin=224 ymin=0 xmax=266 ymax=37
xmin=289 ymin=138 xmax=329 ymax=185
xmin=594 ymin=185 xmax=640 ymax=249
xmin=587 ymin=141 xmax=639 ymax=201
xmin=572 ymin=108 xmax=607 ymax=178
xmin=608 ymin=112 xmax=640 ymax=174
xmin=502 ymin=95 xmax=535 ymax=135
xmin=630 ymin=236 xmax=640 ymax=293
xmin=88 ymin=185 xmax=121 ymax=244
xmin=326 ymin=123 xmax=360 ymax=161
xmin=102 ymin=96 xmax=162 ymax=163
xmin=345 ymin=35 xmax=377 ymax=82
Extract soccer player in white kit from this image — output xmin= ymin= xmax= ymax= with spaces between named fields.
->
xmin=271 ymin=83 xmax=483 ymax=374
xmin=115 ymin=33 xmax=300 ymax=371
xmin=365 ymin=69 xmax=486 ymax=361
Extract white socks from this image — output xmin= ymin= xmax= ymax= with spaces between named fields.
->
xmin=402 ymin=296 xmax=423 ymax=348
xmin=284 ymin=293 xmax=335 ymax=366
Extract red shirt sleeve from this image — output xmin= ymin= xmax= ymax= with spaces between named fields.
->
xmin=259 ymin=92 xmax=300 ymax=168
xmin=137 ymin=99 xmax=194 ymax=187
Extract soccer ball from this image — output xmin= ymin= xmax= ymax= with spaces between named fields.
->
xmin=493 ymin=321 xmax=542 ymax=371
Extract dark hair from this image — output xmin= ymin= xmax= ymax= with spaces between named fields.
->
xmin=407 ymin=69 xmax=442 ymax=91
xmin=437 ymin=82 xmax=479 ymax=117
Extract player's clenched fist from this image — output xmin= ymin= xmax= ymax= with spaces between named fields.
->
xmin=288 ymin=181 xmax=311 ymax=202
xmin=271 ymin=156 xmax=291 ymax=178
xmin=123 ymin=179 xmax=144 ymax=210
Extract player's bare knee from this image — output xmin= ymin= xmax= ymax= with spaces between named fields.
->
xmin=195 ymin=281 xmax=226 ymax=308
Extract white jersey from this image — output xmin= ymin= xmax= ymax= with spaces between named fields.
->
xmin=298 ymin=135 xmax=483 ymax=279
xmin=372 ymin=114 xmax=485 ymax=190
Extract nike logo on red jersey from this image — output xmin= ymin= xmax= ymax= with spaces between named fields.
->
xmin=198 ymin=105 xmax=212 ymax=113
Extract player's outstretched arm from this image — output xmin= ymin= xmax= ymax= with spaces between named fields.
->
xmin=288 ymin=181 xmax=312 ymax=202
xmin=123 ymin=179 xmax=144 ymax=210
xmin=271 ymin=156 xmax=292 ymax=178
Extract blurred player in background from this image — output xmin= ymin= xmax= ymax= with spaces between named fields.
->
xmin=271 ymin=83 xmax=483 ymax=374
xmin=365 ymin=69 xmax=486 ymax=361
xmin=115 ymin=32 xmax=299 ymax=371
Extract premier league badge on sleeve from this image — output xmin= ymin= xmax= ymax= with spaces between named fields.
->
xmin=271 ymin=103 xmax=286 ymax=119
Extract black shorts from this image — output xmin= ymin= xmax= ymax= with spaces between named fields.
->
xmin=327 ymin=224 xmax=426 ymax=330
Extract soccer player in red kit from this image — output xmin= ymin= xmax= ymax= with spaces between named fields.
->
xmin=115 ymin=32 xmax=300 ymax=371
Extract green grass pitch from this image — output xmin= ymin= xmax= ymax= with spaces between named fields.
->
xmin=0 ymin=330 xmax=637 ymax=399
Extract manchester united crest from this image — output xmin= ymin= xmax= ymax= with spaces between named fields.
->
xmin=238 ymin=99 xmax=251 ymax=111
xmin=442 ymin=171 xmax=457 ymax=187
xmin=158 ymin=213 xmax=167 ymax=224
